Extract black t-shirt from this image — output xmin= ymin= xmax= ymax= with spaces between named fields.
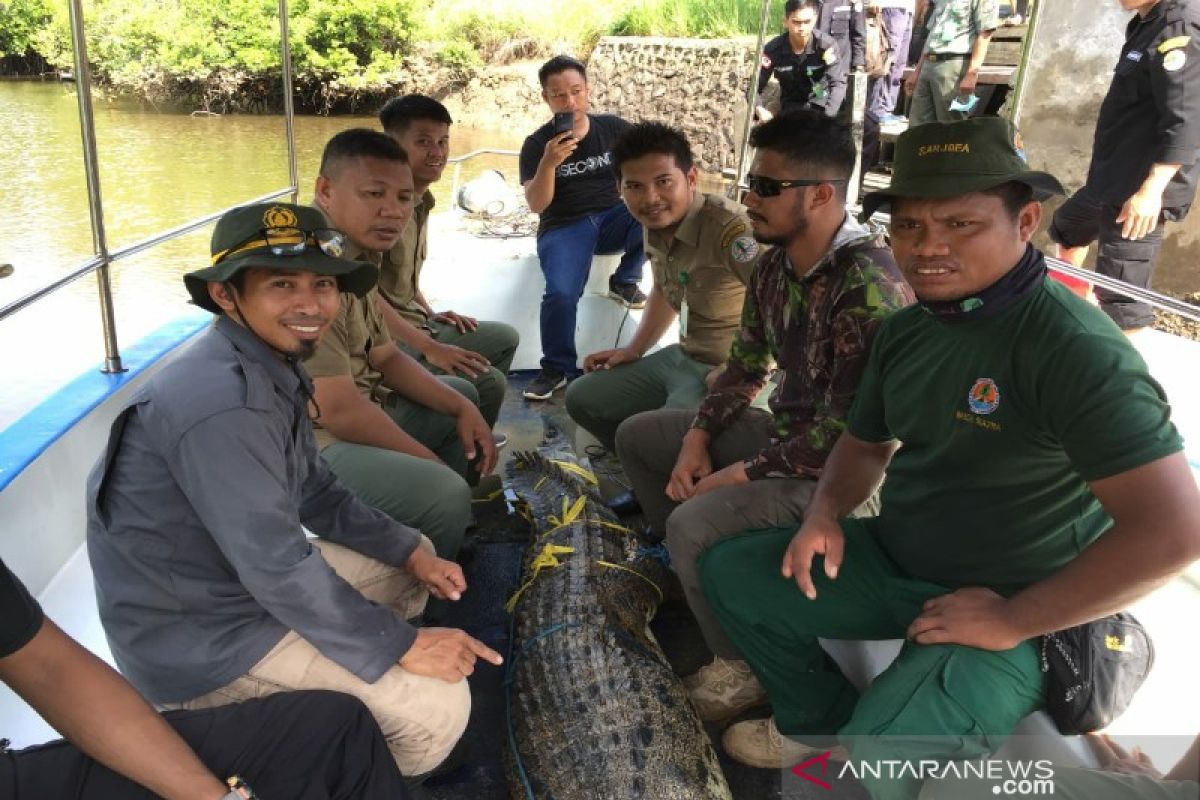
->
xmin=0 ymin=557 xmax=44 ymax=658
xmin=519 ymin=113 xmax=630 ymax=237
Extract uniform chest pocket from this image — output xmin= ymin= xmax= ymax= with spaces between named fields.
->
xmin=829 ymin=7 xmax=852 ymax=35
xmin=1110 ymin=56 xmax=1149 ymax=102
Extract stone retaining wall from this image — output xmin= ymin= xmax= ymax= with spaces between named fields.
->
xmin=587 ymin=36 xmax=759 ymax=174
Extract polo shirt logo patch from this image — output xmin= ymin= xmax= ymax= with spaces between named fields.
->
xmin=731 ymin=236 xmax=760 ymax=263
xmin=1126 ymin=50 xmax=1143 ymax=62
xmin=967 ymin=378 xmax=1001 ymax=415
xmin=1163 ymin=50 xmax=1187 ymax=72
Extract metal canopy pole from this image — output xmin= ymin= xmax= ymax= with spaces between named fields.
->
xmin=731 ymin=0 xmax=775 ymax=197
xmin=278 ymin=0 xmax=299 ymax=201
xmin=67 ymin=0 xmax=124 ymax=374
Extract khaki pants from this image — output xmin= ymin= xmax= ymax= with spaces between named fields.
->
xmin=172 ymin=538 xmax=471 ymax=777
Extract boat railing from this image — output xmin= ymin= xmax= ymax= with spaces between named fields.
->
xmin=0 ymin=0 xmax=300 ymax=375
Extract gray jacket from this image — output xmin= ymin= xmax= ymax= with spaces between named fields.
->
xmin=86 ymin=316 xmax=421 ymax=704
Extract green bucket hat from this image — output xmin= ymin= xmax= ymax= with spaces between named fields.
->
xmin=861 ymin=116 xmax=1065 ymax=219
xmin=183 ymin=202 xmax=378 ymax=314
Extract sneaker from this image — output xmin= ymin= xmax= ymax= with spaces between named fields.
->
xmin=722 ymin=716 xmax=850 ymax=769
xmin=522 ymin=368 xmax=567 ymax=401
xmin=878 ymin=112 xmax=908 ymax=125
xmin=683 ymin=656 xmax=769 ymax=722
xmin=493 ymin=431 xmax=508 ymax=449
xmin=608 ymin=282 xmax=648 ymax=309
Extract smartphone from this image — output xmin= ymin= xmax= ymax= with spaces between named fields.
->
xmin=552 ymin=111 xmax=575 ymax=138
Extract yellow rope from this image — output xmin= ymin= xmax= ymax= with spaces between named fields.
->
xmin=470 ymin=489 xmax=505 ymax=504
xmin=595 ymin=560 xmax=664 ymax=603
xmin=534 ymin=476 xmax=548 ymax=491
xmin=505 ymin=544 xmax=576 ymax=612
xmin=549 ymin=459 xmax=598 ymax=486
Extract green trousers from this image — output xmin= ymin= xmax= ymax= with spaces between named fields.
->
xmin=702 ymin=521 xmax=1045 ymax=800
xmin=565 ymin=344 xmax=770 ymax=450
xmin=321 ymin=378 xmax=475 ymax=558
xmin=909 ymin=57 xmax=972 ymax=126
xmin=402 ymin=319 xmax=518 ymax=428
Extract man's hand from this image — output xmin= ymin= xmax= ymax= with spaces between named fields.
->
xmin=904 ymin=64 xmax=920 ymax=95
xmin=958 ymin=69 xmax=979 ymax=97
xmin=542 ymin=131 xmax=578 ymax=170
xmin=406 ymin=546 xmax=467 ymax=601
xmin=1117 ymin=189 xmax=1164 ymax=241
xmin=423 ymin=340 xmax=490 ymax=379
xmin=666 ymin=431 xmax=714 ymax=501
xmin=456 ymin=405 xmax=497 ymax=476
xmin=906 ymin=587 xmax=1027 ymax=651
xmin=583 ymin=347 xmax=640 ymax=372
xmin=781 ymin=515 xmax=845 ymax=599
xmin=755 ymin=105 xmax=774 ymax=123
xmin=1087 ymin=733 xmax=1163 ymax=778
xmin=692 ymin=461 xmax=749 ymax=498
xmin=431 ymin=310 xmax=479 ymax=334
xmin=867 ymin=0 xmax=882 ymax=12
xmin=398 ymin=627 xmax=503 ymax=683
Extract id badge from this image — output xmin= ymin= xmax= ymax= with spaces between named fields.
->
xmin=679 ymin=298 xmax=689 ymax=338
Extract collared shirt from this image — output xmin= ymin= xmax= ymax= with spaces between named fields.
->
xmin=923 ymin=0 xmax=999 ymax=55
xmin=304 ymin=211 xmax=392 ymax=450
xmin=692 ymin=216 xmax=914 ymax=480
xmin=817 ymin=0 xmax=867 ymax=70
xmin=1088 ymin=0 xmax=1200 ymax=210
xmin=86 ymin=316 xmax=421 ymax=705
xmin=758 ymin=31 xmax=848 ymax=115
xmin=379 ymin=190 xmax=436 ymax=328
xmin=645 ymin=192 xmax=764 ymax=366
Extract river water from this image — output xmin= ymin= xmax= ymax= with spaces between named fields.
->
xmin=0 ymin=80 xmax=524 ymax=429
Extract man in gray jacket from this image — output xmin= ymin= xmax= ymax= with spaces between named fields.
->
xmin=85 ymin=202 xmax=501 ymax=779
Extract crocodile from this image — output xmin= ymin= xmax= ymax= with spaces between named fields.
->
xmin=504 ymin=448 xmax=732 ymax=800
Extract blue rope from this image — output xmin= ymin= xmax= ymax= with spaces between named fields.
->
xmin=636 ymin=543 xmax=671 ymax=567
xmin=504 ymin=619 xmax=582 ymax=800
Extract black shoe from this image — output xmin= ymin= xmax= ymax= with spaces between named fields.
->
xmin=608 ymin=282 xmax=648 ymax=309
xmin=607 ymin=490 xmax=642 ymax=517
xmin=522 ymin=368 xmax=567 ymax=400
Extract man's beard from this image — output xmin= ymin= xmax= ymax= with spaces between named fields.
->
xmin=752 ymin=213 xmax=809 ymax=247
xmin=296 ymin=340 xmax=319 ymax=360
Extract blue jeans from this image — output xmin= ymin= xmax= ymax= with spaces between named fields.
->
xmin=535 ymin=202 xmax=645 ymax=373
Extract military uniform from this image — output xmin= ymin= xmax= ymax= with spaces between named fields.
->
xmin=758 ymin=30 xmax=849 ymax=116
xmin=816 ymin=0 xmax=867 ymax=114
xmin=305 ymin=230 xmax=476 ymax=558
xmin=1049 ymin=0 xmax=1200 ymax=329
xmin=565 ymin=193 xmax=768 ymax=449
xmin=379 ymin=190 xmax=518 ymax=426
xmin=909 ymin=0 xmax=999 ymax=125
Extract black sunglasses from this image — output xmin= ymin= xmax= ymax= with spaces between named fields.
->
xmin=740 ymin=174 xmax=848 ymax=198
xmin=211 ymin=227 xmax=346 ymax=267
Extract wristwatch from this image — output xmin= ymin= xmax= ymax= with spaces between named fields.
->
xmin=222 ymin=776 xmax=259 ymax=800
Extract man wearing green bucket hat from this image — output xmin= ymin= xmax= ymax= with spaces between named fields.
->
xmin=703 ymin=117 xmax=1200 ymax=798
xmin=87 ymin=201 xmax=502 ymax=779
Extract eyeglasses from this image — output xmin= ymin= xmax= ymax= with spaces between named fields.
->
xmin=740 ymin=174 xmax=848 ymax=198
xmin=211 ymin=227 xmax=346 ymax=267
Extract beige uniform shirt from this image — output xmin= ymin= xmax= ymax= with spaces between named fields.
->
xmin=302 ymin=229 xmax=391 ymax=450
xmin=378 ymin=190 xmax=436 ymax=328
xmin=646 ymin=193 xmax=764 ymax=366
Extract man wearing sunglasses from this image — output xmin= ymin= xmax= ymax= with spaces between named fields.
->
xmin=306 ymin=129 xmax=497 ymax=559
xmin=87 ymin=201 xmax=503 ymax=783
xmin=615 ymin=111 xmax=912 ymax=725
xmin=702 ymin=118 xmax=1200 ymax=797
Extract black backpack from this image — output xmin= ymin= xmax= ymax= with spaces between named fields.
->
xmin=1040 ymin=612 xmax=1154 ymax=735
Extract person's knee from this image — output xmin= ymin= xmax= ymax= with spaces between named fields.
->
xmin=416 ymin=472 xmax=472 ymax=556
xmin=488 ymin=321 xmax=520 ymax=356
xmin=440 ymin=375 xmax=480 ymax=407
xmin=564 ymin=374 xmax=598 ymax=425
xmin=404 ymin=680 xmax=472 ymax=775
xmin=613 ymin=411 xmax=651 ymax=465
xmin=664 ymin=500 xmax=717 ymax=570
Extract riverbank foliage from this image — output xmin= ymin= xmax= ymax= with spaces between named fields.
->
xmin=1 ymin=0 xmax=768 ymax=87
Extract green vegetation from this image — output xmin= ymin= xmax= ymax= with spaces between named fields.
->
xmin=1 ymin=0 xmax=772 ymax=100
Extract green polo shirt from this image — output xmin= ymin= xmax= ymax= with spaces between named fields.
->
xmin=378 ymin=190 xmax=435 ymax=328
xmin=645 ymin=192 xmax=765 ymax=366
xmin=848 ymin=277 xmax=1182 ymax=594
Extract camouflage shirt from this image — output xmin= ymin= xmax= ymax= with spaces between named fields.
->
xmin=924 ymin=0 xmax=999 ymax=56
xmin=692 ymin=216 xmax=914 ymax=480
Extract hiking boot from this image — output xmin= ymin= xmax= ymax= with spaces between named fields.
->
xmin=722 ymin=716 xmax=850 ymax=769
xmin=608 ymin=281 xmax=647 ymax=309
xmin=683 ymin=656 xmax=768 ymax=722
xmin=522 ymin=368 xmax=567 ymax=401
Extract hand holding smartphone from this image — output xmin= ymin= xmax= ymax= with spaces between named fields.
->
xmin=553 ymin=111 xmax=575 ymax=138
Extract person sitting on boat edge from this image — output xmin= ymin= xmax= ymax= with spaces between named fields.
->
xmin=309 ymin=129 xmax=497 ymax=558
xmin=701 ymin=117 xmax=1200 ymax=799
xmin=85 ymin=201 xmax=502 ymax=780
xmin=377 ymin=94 xmax=519 ymax=437
xmin=519 ymin=54 xmax=648 ymax=401
xmin=0 ymin=557 xmax=411 ymax=799
xmin=566 ymin=121 xmax=771 ymax=452
xmin=614 ymin=110 xmax=914 ymax=724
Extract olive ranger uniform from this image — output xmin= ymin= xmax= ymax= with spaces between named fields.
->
xmin=565 ymin=193 xmax=768 ymax=450
xmin=758 ymin=30 xmax=849 ymax=116
xmin=909 ymin=0 xmax=999 ymax=126
xmin=1050 ymin=0 xmax=1200 ymax=330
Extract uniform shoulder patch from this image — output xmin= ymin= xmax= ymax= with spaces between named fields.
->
xmin=823 ymin=48 xmax=839 ymax=65
xmin=1164 ymin=49 xmax=1187 ymax=71
xmin=720 ymin=221 xmax=748 ymax=250
xmin=761 ymin=53 xmax=773 ymax=69
xmin=1158 ymin=35 xmax=1191 ymax=53
xmin=730 ymin=235 xmax=760 ymax=264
